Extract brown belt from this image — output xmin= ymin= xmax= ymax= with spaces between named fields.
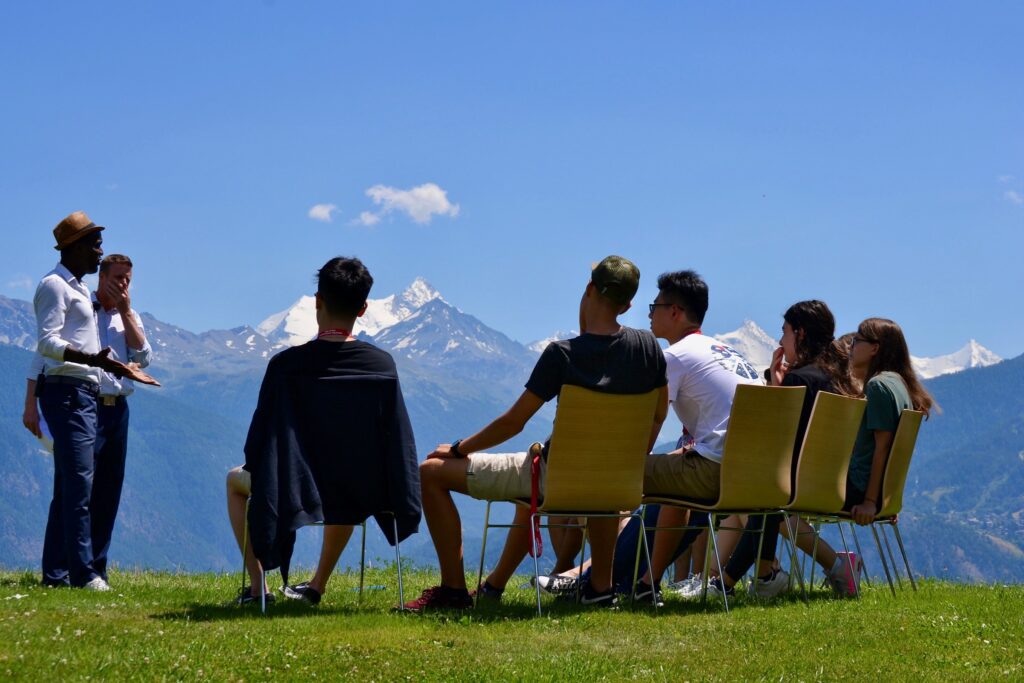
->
xmin=100 ymin=395 xmax=125 ymax=407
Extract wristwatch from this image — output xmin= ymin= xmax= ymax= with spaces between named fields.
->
xmin=450 ymin=439 xmax=466 ymax=458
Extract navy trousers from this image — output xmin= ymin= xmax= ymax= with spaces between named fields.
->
xmin=40 ymin=382 xmax=99 ymax=587
xmin=607 ymin=506 xmax=709 ymax=592
xmin=90 ymin=399 xmax=130 ymax=580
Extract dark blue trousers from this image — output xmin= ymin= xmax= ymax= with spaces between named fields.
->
xmin=90 ymin=399 xmax=130 ymax=580
xmin=608 ymin=506 xmax=709 ymax=592
xmin=40 ymin=382 xmax=99 ymax=587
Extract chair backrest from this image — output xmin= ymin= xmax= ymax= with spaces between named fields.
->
xmin=714 ymin=384 xmax=806 ymax=510
xmin=877 ymin=409 xmax=924 ymax=518
xmin=541 ymin=384 xmax=660 ymax=513
xmin=787 ymin=392 xmax=867 ymax=513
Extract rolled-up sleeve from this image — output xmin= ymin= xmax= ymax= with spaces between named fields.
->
xmin=27 ymin=352 xmax=46 ymax=381
xmin=34 ymin=280 xmax=70 ymax=361
xmin=127 ymin=310 xmax=153 ymax=368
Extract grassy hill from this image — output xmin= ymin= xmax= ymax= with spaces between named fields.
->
xmin=0 ymin=569 xmax=1021 ymax=681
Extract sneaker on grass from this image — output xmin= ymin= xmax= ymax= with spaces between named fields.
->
xmin=827 ymin=552 xmax=862 ymax=598
xmin=470 ymin=581 xmax=504 ymax=602
xmin=532 ymin=574 xmax=579 ymax=596
xmin=403 ymin=585 xmax=473 ymax=612
xmin=679 ymin=575 xmax=734 ymax=601
xmin=282 ymin=582 xmax=322 ymax=605
xmin=579 ymin=580 xmax=618 ymax=609
xmin=83 ymin=577 xmax=111 ymax=592
xmin=666 ymin=573 xmax=701 ymax=594
xmin=234 ymin=588 xmax=276 ymax=607
xmin=633 ymin=580 xmax=664 ymax=607
xmin=748 ymin=568 xmax=790 ymax=599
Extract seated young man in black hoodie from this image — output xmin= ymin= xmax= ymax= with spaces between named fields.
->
xmin=227 ymin=256 xmax=415 ymax=606
xmin=405 ymin=256 xmax=669 ymax=611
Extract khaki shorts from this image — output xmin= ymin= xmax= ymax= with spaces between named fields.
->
xmin=465 ymin=452 xmax=547 ymax=502
xmin=644 ymin=450 xmax=721 ymax=501
xmin=227 ymin=466 xmax=251 ymax=495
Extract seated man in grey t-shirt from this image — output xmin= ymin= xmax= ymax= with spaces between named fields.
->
xmin=404 ymin=256 xmax=668 ymax=612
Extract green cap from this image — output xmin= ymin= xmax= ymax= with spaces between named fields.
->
xmin=591 ymin=255 xmax=640 ymax=306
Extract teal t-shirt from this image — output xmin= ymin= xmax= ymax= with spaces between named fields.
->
xmin=847 ymin=371 xmax=911 ymax=494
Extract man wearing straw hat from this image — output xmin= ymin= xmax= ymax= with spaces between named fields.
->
xmin=33 ymin=211 xmax=157 ymax=591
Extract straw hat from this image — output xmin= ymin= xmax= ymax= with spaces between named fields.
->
xmin=53 ymin=211 xmax=105 ymax=250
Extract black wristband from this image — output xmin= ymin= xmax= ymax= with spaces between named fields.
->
xmin=450 ymin=439 xmax=466 ymax=458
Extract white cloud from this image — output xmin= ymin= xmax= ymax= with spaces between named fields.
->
xmin=6 ymin=276 xmax=32 ymax=290
xmin=356 ymin=211 xmax=381 ymax=226
xmin=997 ymin=175 xmax=1015 ymax=184
xmin=308 ymin=203 xmax=339 ymax=223
xmin=356 ymin=182 xmax=460 ymax=226
xmin=1005 ymin=190 xmax=1024 ymax=206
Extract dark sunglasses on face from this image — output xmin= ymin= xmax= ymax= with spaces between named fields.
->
xmin=648 ymin=303 xmax=675 ymax=314
xmin=852 ymin=336 xmax=877 ymax=346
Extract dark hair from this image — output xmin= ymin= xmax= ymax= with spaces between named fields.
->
xmin=783 ymin=300 xmax=857 ymax=397
xmin=100 ymin=254 xmax=133 ymax=274
xmin=317 ymin=257 xmax=373 ymax=318
xmin=858 ymin=318 xmax=935 ymax=417
xmin=656 ymin=270 xmax=708 ymax=324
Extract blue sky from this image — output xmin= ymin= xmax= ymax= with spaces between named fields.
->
xmin=1 ymin=2 xmax=1021 ymax=357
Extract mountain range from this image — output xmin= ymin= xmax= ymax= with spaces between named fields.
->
xmin=0 ymin=282 xmax=1019 ymax=582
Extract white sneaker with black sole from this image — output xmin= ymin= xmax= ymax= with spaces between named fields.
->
xmin=748 ymin=568 xmax=790 ymax=599
xmin=533 ymin=574 xmax=580 ymax=596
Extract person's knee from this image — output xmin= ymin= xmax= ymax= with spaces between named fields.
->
xmin=226 ymin=466 xmax=250 ymax=496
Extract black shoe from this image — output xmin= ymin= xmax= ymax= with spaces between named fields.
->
xmin=234 ymin=588 xmax=276 ymax=607
xmin=282 ymin=582 xmax=322 ymax=605
xmin=633 ymin=580 xmax=664 ymax=607
xmin=579 ymin=580 xmax=618 ymax=609
xmin=470 ymin=580 xmax=504 ymax=602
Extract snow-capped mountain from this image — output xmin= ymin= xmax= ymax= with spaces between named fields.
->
xmin=0 ymin=295 xmax=34 ymax=349
xmin=256 ymin=277 xmax=444 ymax=346
xmin=528 ymin=330 xmax=579 ymax=353
xmin=713 ymin=320 xmax=778 ymax=372
xmin=913 ymin=341 xmax=1002 ymax=379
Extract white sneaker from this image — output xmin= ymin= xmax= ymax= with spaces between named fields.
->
xmin=677 ymin=575 xmax=713 ymax=601
xmin=667 ymin=573 xmax=701 ymax=595
xmin=83 ymin=577 xmax=111 ymax=592
xmin=748 ymin=568 xmax=790 ymax=599
xmin=828 ymin=552 xmax=863 ymax=598
xmin=532 ymin=574 xmax=579 ymax=596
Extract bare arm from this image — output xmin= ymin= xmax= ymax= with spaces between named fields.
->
xmin=647 ymin=385 xmax=669 ymax=453
xmin=851 ymin=429 xmax=895 ymax=525
xmin=22 ymin=379 xmax=41 ymax=438
xmin=428 ymin=389 xmax=546 ymax=459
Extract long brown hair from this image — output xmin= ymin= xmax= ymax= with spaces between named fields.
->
xmin=858 ymin=317 xmax=935 ymax=417
xmin=783 ymin=300 xmax=858 ymax=397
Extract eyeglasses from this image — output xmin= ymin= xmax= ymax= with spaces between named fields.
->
xmin=648 ymin=303 xmax=676 ymax=314
xmin=851 ymin=336 xmax=877 ymax=347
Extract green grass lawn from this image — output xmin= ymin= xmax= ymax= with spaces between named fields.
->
xmin=1 ymin=568 xmax=1021 ymax=681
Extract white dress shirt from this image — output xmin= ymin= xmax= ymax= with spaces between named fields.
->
xmin=33 ymin=263 xmax=102 ymax=384
xmin=28 ymin=293 xmax=153 ymax=397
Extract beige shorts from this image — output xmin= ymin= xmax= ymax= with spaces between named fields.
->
xmin=227 ymin=466 xmax=251 ymax=495
xmin=465 ymin=452 xmax=547 ymax=502
xmin=644 ymin=450 xmax=721 ymax=501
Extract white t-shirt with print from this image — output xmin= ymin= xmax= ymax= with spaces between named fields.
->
xmin=664 ymin=333 xmax=762 ymax=464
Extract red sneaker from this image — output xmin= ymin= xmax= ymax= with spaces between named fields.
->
xmin=403 ymin=585 xmax=473 ymax=612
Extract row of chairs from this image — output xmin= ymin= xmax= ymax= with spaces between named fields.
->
xmin=477 ymin=384 xmax=923 ymax=615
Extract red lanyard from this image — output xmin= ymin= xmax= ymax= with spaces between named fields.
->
xmin=317 ymin=328 xmax=352 ymax=339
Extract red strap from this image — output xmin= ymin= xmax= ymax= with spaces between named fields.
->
xmin=528 ymin=447 xmax=543 ymax=558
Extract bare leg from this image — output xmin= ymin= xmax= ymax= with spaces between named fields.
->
xmin=419 ymin=457 xmax=471 ymax=590
xmin=586 ymin=518 xmax=618 ymax=593
xmin=226 ymin=468 xmax=264 ymax=595
xmin=782 ymin=515 xmax=837 ymax=570
xmin=707 ymin=514 xmax=744 ymax=582
xmin=549 ymin=517 xmax=584 ymax=573
xmin=642 ymin=506 xmax=689 ymax=585
xmin=308 ymin=525 xmax=354 ymax=595
xmin=673 ymin=547 xmax=692 ymax=581
xmin=485 ymin=504 xmax=534 ymax=590
xmin=691 ymin=529 xmax=708 ymax=575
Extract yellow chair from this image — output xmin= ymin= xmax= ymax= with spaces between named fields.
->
xmin=474 ymin=384 xmax=660 ymax=616
xmin=643 ymin=384 xmax=806 ymax=611
xmin=780 ymin=392 xmax=866 ymax=597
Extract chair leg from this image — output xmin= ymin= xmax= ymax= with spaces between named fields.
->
xmin=531 ymin=513 xmax=543 ymax=616
xmin=849 ymin=523 xmax=872 ymax=586
xmin=808 ymin=519 xmax=820 ymax=590
xmin=707 ymin=515 xmax=729 ymax=613
xmin=631 ymin=508 xmax=645 ymax=602
xmin=889 ymin=521 xmax=917 ymax=592
xmin=782 ymin=514 xmax=808 ymax=603
xmin=836 ymin=522 xmax=860 ymax=599
xmin=870 ymin=524 xmax=896 ymax=597
xmin=475 ymin=502 xmax=492 ymax=609
xmin=392 ymin=515 xmax=405 ymax=609
xmin=879 ymin=524 xmax=904 ymax=590
xmin=637 ymin=513 xmax=657 ymax=612
xmin=700 ymin=514 xmax=714 ymax=603
xmin=575 ymin=523 xmax=588 ymax=604
xmin=359 ymin=521 xmax=366 ymax=600
xmin=240 ymin=499 xmax=250 ymax=605
xmin=260 ymin=567 xmax=267 ymax=614
xmin=753 ymin=512 xmax=767 ymax=586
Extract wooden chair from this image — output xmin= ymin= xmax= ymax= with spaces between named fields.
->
xmin=475 ymin=384 xmax=660 ymax=616
xmin=643 ymin=384 xmax=806 ymax=611
xmin=779 ymin=392 xmax=866 ymax=598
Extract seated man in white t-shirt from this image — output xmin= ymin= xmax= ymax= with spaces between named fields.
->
xmin=636 ymin=270 xmax=761 ymax=599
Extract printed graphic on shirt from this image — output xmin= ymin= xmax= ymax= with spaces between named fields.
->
xmin=708 ymin=343 xmax=760 ymax=381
